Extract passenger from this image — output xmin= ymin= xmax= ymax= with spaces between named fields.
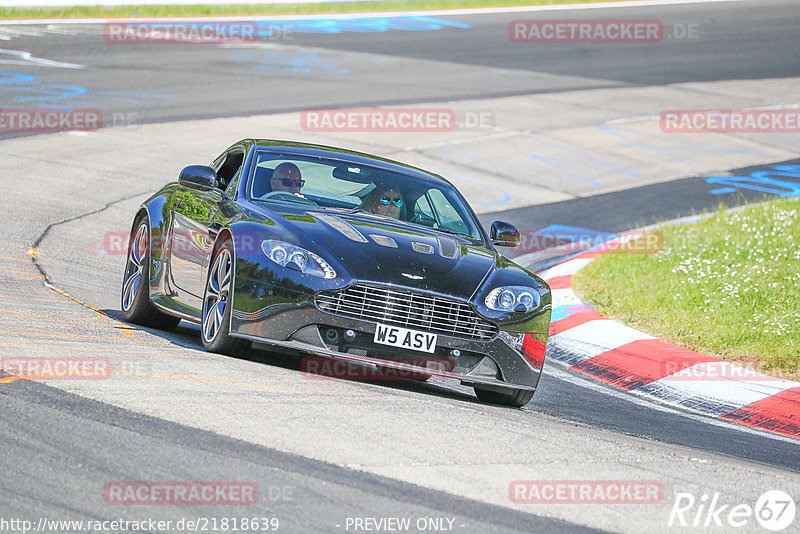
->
xmin=360 ymin=186 xmax=406 ymax=220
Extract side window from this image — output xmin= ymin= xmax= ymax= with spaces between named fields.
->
xmin=214 ymin=150 xmax=244 ymax=191
xmin=415 ymin=194 xmax=434 ymax=217
xmin=427 ymin=189 xmax=469 ymax=234
xmin=411 ymin=193 xmax=436 ymax=227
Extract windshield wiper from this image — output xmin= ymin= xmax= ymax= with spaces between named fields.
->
xmin=433 ymin=226 xmax=473 ymax=239
xmin=315 ymin=206 xmax=360 ymax=212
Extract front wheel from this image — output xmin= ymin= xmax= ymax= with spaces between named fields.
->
xmin=201 ymin=239 xmax=249 ymax=355
xmin=120 ymin=217 xmax=180 ymax=330
xmin=474 ymin=386 xmax=534 ymax=408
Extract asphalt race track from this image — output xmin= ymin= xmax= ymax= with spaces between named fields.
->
xmin=1 ymin=1 xmax=800 ymax=533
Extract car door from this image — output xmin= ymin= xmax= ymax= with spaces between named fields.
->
xmin=169 ymin=148 xmax=244 ymax=302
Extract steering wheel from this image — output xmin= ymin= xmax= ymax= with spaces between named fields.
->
xmin=409 ymin=212 xmax=437 ymax=228
xmin=259 ymin=191 xmax=317 ymax=205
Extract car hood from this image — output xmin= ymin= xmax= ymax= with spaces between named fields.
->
xmin=270 ymin=207 xmax=496 ymax=297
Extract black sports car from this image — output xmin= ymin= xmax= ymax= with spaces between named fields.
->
xmin=121 ymin=139 xmax=551 ymax=407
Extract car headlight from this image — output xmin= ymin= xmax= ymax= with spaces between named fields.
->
xmin=485 ymin=286 xmax=541 ymax=312
xmin=261 ymin=240 xmax=337 ymax=279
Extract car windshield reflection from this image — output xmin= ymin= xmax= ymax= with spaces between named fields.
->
xmin=249 ymin=151 xmax=482 ymax=240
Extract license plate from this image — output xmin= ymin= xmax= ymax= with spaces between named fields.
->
xmin=373 ymin=323 xmax=437 ymax=354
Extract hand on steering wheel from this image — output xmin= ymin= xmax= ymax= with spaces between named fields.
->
xmin=259 ymin=191 xmax=317 ymax=205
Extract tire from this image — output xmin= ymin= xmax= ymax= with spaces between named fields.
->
xmin=474 ymin=386 xmax=534 ymax=408
xmin=201 ymin=238 xmax=249 ymax=356
xmin=121 ymin=216 xmax=181 ymax=330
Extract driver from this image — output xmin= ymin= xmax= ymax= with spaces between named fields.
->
xmin=270 ymin=162 xmax=304 ymax=194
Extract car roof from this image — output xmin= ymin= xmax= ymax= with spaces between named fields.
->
xmin=250 ymin=139 xmax=451 ymax=186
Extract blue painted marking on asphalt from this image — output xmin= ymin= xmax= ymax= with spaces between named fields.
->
xmin=705 ymin=164 xmax=800 ymax=197
xmin=528 ymin=136 xmax=640 ymax=179
xmin=709 ymin=187 xmax=737 ymax=195
xmin=230 ymin=52 xmax=348 ymax=74
xmin=706 ymin=171 xmax=800 ymax=197
xmin=534 ymin=250 xmax=590 ymax=272
xmin=255 ymin=16 xmax=471 ymax=35
xmin=534 ymin=224 xmax=618 ymax=244
xmin=599 ymin=125 xmax=701 ymax=170
xmin=551 ymin=304 xmax=592 ymax=322
xmin=524 ymin=225 xmax=617 ymax=272
xmin=527 ymin=152 xmax=605 ymax=188
xmin=441 ymin=149 xmax=604 ymax=187
xmin=609 ymin=126 xmax=765 ymax=157
xmin=530 ymin=226 xmax=629 ymax=272
xmin=0 ymin=70 xmax=175 ymax=111
xmin=445 ymin=173 xmax=510 ymax=205
xmin=599 ymin=126 xmax=765 ymax=171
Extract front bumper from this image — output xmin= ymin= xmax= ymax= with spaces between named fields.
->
xmin=230 ymin=277 xmax=549 ymax=392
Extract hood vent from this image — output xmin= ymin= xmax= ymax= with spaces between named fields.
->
xmin=369 ymin=234 xmax=398 ymax=248
xmin=314 ymin=213 xmax=368 ymax=243
xmin=437 ymin=236 xmax=458 ymax=259
xmin=411 ymin=241 xmax=434 ymax=255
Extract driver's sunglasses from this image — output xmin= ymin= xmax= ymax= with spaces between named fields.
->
xmin=280 ymin=178 xmax=305 ymax=187
xmin=380 ymin=197 xmax=403 ymax=207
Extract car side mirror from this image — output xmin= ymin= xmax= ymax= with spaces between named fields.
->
xmin=178 ymin=165 xmax=218 ymax=191
xmin=491 ymin=221 xmax=520 ymax=248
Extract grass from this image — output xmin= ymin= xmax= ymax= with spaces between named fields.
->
xmin=1 ymin=0 xmax=633 ymax=20
xmin=573 ymin=197 xmax=800 ymax=380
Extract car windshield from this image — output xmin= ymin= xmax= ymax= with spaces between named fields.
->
xmin=249 ymin=151 xmax=483 ymax=240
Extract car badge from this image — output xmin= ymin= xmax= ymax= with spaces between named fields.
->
xmin=401 ymin=273 xmax=424 ymax=280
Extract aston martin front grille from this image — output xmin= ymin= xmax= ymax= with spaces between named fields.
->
xmin=315 ymin=284 xmax=497 ymax=341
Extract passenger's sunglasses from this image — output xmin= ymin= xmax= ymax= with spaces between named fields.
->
xmin=278 ymin=178 xmax=304 ymax=187
xmin=380 ymin=197 xmax=403 ymax=207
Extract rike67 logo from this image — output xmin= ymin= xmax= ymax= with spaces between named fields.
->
xmin=669 ymin=490 xmax=796 ymax=531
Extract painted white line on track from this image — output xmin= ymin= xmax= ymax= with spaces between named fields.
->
xmin=0 ymin=0 xmax=745 ymax=25
xmin=605 ymin=115 xmax=660 ymax=124
xmin=550 ymin=288 xmax=583 ymax=308
xmin=0 ymin=48 xmax=85 ymax=68
xmin=640 ymin=366 xmax=799 ymax=416
xmin=404 ymin=130 xmax=525 ymax=152
xmin=606 ymin=103 xmax=800 ymax=125
xmin=550 ymin=320 xmax=655 ymax=365
xmin=543 ymin=363 xmax=799 ymax=445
